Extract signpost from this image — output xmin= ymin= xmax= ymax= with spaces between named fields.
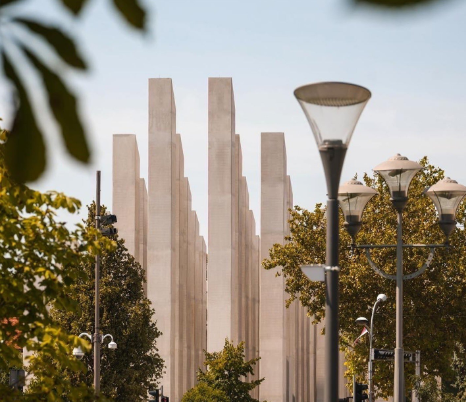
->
xmin=371 ymin=349 xmax=421 ymax=402
xmin=371 ymin=349 xmax=416 ymax=363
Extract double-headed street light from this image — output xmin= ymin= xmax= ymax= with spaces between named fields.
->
xmin=295 ymin=82 xmax=372 ymax=402
xmin=355 ymin=294 xmax=388 ymax=402
xmin=339 ymin=158 xmax=466 ymax=402
xmin=72 ymin=332 xmax=117 ymax=360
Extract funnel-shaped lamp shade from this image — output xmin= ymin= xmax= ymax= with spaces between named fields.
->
xmin=425 ymin=177 xmax=466 ymax=238
xmin=294 ymin=82 xmax=371 ymax=148
xmin=338 ymin=179 xmax=377 ymax=239
xmin=374 ymin=154 xmax=422 ymax=210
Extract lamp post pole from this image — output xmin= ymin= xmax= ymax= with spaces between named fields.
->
xmin=94 ymin=171 xmax=101 ymax=395
xmin=294 ymin=82 xmax=371 ymax=402
xmin=321 ymin=143 xmax=346 ymax=402
xmin=394 ymin=211 xmax=404 ymax=402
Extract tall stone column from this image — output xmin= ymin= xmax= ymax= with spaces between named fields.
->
xmin=251 ymin=226 xmax=260 ymax=400
xmin=187 ymin=205 xmax=196 ymax=390
xmin=112 ymin=134 xmax=140 ymax=261
xmin=304 ymin=307 xmax=311 ymax=402
xmin=202 ymin=237 xmax=207 ymax=355
xmin=207 ymin=77 xmax=238 ymax=352
xmin=310 ymin=321 xmax=318 ymax=402
xmin=178 ymin=146 xmax=188 ymax=399
xmin=139 ymin=178 xmax=148 ymax=295
xmin=148 ymin=78 xmax=178 ymax=400
xmin=316 ymin=320 xmax=325 ymax=402
xmin=260 ymin=132 xmax=288 ymax=402
xmin=194 ymin=214 xmax=202 ymax=376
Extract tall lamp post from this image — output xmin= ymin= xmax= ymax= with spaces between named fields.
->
xmin=90 ymin=171 xmax=117 ymax=395
xmin=355 ymin=293 xmax=388 ymax=402
xmin=295 ymin=82 xmax=372 ymax=402
xmin=339 ymin=162 xmax=466 ymax=402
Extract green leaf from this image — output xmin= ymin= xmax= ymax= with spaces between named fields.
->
xmin=1 ymin=51 xmax=46 ymax=183
xmin=354 ymin=0 xmax=439 ymax=7
xmin=21 ymin=46 xmax=90 ymax=164
xmin=14 ymin=18 xmax=87 ymax=70
xmin=0 ymin=0 xmax=22 ymax=8
xmin=58 ymin=0 xmax=89 ymax=15
xmin=112 ymin=0 xmax=146 ymax=30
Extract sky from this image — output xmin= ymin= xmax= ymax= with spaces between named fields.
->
xmin=1 ymin=0 xmax=466 ymax=243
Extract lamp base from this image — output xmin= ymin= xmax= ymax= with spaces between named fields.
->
xmin=390 ymin=197 xmax=408 ymax=213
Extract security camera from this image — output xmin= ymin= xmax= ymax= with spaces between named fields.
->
xmin=72 ymin=346 xmax=85 ymax=360
xmin=108 ymin=341 xmax=117 ymax=350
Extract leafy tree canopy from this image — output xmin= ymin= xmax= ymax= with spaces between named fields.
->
xmin=182 ymin=339 xmax=264 ymax=402
xmin=263 ymin=158 xmax=466 ymax=398
xmin=181 ymin=382 xmax=229 ymax=402
xmin=0 ymin=141 xmax=113 ymax=400
xmin=412 ymin=342 xmax=466 ymax=402
xmin=48 ymin=203 xmax=164 ymax=401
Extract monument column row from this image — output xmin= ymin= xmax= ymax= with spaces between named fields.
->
xmin=259 ymin=132 xmax=312 ymax=402
xmin=112 ymin=77 xmax=347 ymax=402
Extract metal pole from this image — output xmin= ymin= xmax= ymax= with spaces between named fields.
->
xmin=412 ymin=351 xmax=421 ymax=402
xmin=394 ymin=211 xmax=404 ymax=402
xmin=94 ymin=171 xmax=101 ymax=394
xmin=369 ymin=300 xmax=379 ymax=402
xmin=325 ymin=197 xmax=339 ymax=402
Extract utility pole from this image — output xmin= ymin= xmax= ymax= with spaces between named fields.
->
xmin=94 ymin=170 xmax=101 ymax=394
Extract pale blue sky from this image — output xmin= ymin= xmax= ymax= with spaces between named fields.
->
xmin=2 ymin=0 xmax=466 ymax=241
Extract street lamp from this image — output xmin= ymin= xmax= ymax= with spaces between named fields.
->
xmin=338 ymin=179 xmax=377 ymax=244
xmin=295 ymin=82 xmax=371 ymax=402
xmin=72 ymin=332 xmax=117 ymax=361
xmin=355 ymin=294 xmax=388 ymax=402
xmin=340 ymin=157 xmax=466 ymax=402
xmin=425 ymin=177 xmax=466 ymax=241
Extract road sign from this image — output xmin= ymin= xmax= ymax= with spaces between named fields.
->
xmin=371 ymin=349 xmax=416 ymax=362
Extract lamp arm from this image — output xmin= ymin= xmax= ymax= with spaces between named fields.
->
xmin=402 ymin=248 xmax=435 ymax=280
xmin=365 ymin=248 xmax=435 ymax=281
xmin=78 ymin=332 xmax=92 ymax=342
xmin=365 ymin=249 xmax=396 ymax=280
xmin=102 ymin=334 xmax=114 ymax=343
xmin=370 ymin=299 xmax=380 ymax=350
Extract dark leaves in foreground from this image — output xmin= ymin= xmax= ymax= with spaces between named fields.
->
xmin=0 ymin=0 xmax=147 ymax=182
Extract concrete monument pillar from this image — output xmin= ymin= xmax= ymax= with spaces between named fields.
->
xmin=194 ymin=214 xmax=202 ymax=376
xmin=207 ymin=77 xmax=238 ymax=351
xmin=187 ymin=205 xmax=196 ymax=390
xmin=139 ymin=178 xmax=148 ymax=295
xmin=112 ymin=134 xmax=140 ymax=261
xmin=202 ymin=237 xmax=207 ymax=355
xmin=148 ymin=78 xmax=178 ymax=400
xmin=178 ymin=143 xmax=188 ymax=399
xmin=260 ymin=132 xmax=288 ymax=402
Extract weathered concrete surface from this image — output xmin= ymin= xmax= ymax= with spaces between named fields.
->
xmin=260 ymin=133 xmax=313 ymax=402
xmin=260 ymin=132 xmax=288 ymax=402
xmin=148 ymin=78 xmax=177 ymax=400
xmin=139 ymin=178 xmax=148 ymax=295
xmin=147 ymin=78 xmax=207 ymax=400
xmin=113 ymin=134 xmax=140 ymax=261
xmin=207 ymin=77 xmax=237 ymax=352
